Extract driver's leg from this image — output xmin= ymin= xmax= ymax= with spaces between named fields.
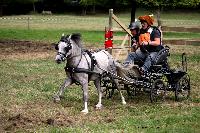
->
xmin=124 ymin=49 xmax=146 ymax=65
xmin=141 ymin=52 xmax=158 ymax=73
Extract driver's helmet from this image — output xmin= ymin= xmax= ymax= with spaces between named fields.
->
xmin=128 ymin=21 xmax=140 ymax=30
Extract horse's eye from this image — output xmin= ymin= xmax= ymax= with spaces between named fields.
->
xmin=55 ymin=44 xmax=59 ymax=50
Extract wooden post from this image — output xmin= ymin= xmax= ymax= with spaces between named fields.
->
xmin=115 ymin=34 xmax=129 ymax=59
xmin=109 ymin=9 xmax=113 ymax=30
xmin=130 ymin=0 xmax=137 ymax=51
xmin=112 ymin=14 xmax=132 ymax=37
xmin=27 ymin=17 xmax=30 ymax=30
xmin=107 ymin=9 xmax=113 ymax=54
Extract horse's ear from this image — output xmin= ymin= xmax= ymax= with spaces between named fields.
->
xmin=60 ymin=33 xmax=67 ymax=42
xmin=71 ymin=33 xmax=81 ymax=42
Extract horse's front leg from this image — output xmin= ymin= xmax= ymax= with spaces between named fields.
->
xmin=94 ymin=78 xmax=103 ymax=109
xmin=53 ymin=77 xmax=72 ymax=102
xmin=80 ymin=80 xmax=89 ymax=114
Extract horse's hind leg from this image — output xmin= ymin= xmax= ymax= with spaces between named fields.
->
xmin=94 ymin=78 xmax=103 ymax=109
xmin=114 ymin=79 xmax=126 ymax=105
xmin=53 ymin=78 xmax=72 ymax=102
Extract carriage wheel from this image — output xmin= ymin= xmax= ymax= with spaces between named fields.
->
xmin=150 ymin=79 xmax=166 ymax=103
xmin=101 ymin=78 xmax=116 ymax=98
xmin=175 ymin=74 xmax=190 ymax=101
xmin=126 ymin=84 xmax=137 ymax=97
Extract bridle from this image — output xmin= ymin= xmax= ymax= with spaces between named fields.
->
xmin=55 ymin=39 xmax=72 ymax=61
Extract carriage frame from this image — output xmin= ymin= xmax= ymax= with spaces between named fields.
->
xmin=101 ymin=46 xmax=191 ymax=102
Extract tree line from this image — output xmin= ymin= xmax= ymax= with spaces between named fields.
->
xmin=0 ymin=0 xmax=200 ymax=15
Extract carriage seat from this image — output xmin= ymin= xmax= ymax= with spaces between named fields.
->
xmin=153 ymin=46 xmax=170 ymax=65
xmin=150 ymin=46 xmax=170 ymax=72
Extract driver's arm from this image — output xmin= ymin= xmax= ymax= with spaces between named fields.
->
xmin=149 ymin=38 xmax=160 ymax=46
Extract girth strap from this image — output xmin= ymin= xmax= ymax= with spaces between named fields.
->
xmin=65 ymin=66 xmax=98 ymax=74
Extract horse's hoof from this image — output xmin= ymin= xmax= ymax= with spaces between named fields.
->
xmin=81 ymin=109 xmax=88 ymax=114
xmin=122 ymin=101 xmax=127 ymax=105
xmin=95 ymin=104 xmax=103 ymax=110
xmin=53 ymin=95 xmax=60 ymax=103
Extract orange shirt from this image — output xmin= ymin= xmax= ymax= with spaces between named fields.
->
xmin=139 ymin=32 xmax=151 ymax=45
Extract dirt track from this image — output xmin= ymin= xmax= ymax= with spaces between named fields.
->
xmin=0 ymin=39 xmax=199 ymax=55
xmin=0 ymin=39 xmax=199 ymax=61
xmin=0 ymin=40 xmax=57 ymax=60
xmin=0 ymin=40 xmax=54 ymax=54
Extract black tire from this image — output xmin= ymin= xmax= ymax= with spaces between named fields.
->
xmin=102 ymin=80 xmax=116 ymax=98
xmin=175 ymin=74 xmax=190 ymax=101
xmin=126 ymin=84 xmax=137 ymax=97
xmin=150 ymin=79 xmax=166 ymax=103
xmin=101 ymin=73 xmax=119 ymax=99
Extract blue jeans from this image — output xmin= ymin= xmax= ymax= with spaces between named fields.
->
xmin=125 ymin=49 xmax=158 ymax=72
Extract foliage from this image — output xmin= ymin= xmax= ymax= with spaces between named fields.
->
xmin=136 ymin=0 xmax=200 ymax=9
xmin=1 ymin=0 xmax=41 ymax=4
xmin=1 ymin=0 xmax=200 ymax=9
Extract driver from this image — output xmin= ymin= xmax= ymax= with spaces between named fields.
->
xmin=124 ymin=15 xmax=163 ymax=75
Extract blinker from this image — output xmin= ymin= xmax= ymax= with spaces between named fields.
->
xmin=55 ymin=43 xmax=59 ymax=50
xmin=64 ymin=44 xmax=72 ymax=53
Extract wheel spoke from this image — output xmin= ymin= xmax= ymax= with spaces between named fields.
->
xmin=150 ymin=79 xmax=166 ymax=103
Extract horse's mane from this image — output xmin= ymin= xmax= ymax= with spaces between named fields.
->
xmin=70 ymin=33 xmax=82 ymax=48
xmin=60 ymin=33 xmax=82 ymax=48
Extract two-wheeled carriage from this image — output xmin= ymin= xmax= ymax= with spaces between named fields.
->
xmin=101 ymin=46 xmax=190 ymax=102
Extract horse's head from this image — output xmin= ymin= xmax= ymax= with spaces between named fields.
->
xmin=55 ymin=33 xmax=82 ymax=64
xmin=55 ymin=34 xmax=72 ymax=64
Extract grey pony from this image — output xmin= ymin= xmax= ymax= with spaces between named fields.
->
xmin=53 ymin=33 xmax=127 ymax=114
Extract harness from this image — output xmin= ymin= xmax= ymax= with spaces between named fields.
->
xmin=64 ymin=49 xmax=99 ymax=84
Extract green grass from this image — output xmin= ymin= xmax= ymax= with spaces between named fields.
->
xmin=0 ymin=28 xmax=105 ymax=45
xmin=0 ymin=45 xmax=200 ymax=132
xmin=0 ymin=29 xmax=199 ymax=47
xmin=163 ymin=32 xmax=200 ymax=39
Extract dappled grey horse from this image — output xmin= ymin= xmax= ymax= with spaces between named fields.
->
xmin=53 ymin=33 xmax=126 ymax=114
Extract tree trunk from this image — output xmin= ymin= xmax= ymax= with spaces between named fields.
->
xmin=0 ymin=5 xmax=2 ymax=17
xmin=130 ymin=0 xmax=137 ymax=23
xmin=33 ymin=2 xmax=36 ymax=13
xmin=91 ymin=4 xmax=95 ymax=14
xmin=82 ymin=6 xmax=87 ymax=15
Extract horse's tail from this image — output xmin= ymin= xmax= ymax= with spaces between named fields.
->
xmin=114 ymin=62 xmax=130 ymax=79
xmin=105 ymin=50 xmax=140 ymax=80
xmin=114 ymin=60 xmax=141 ymax=79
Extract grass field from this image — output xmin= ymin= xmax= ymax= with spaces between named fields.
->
xmin=0 ymin=11 xmax=200 ymax=132
xmin=0 ymin=42 xmax=200 ymax=132
xmin=0 ymin=11 xmax=200 ymax=46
